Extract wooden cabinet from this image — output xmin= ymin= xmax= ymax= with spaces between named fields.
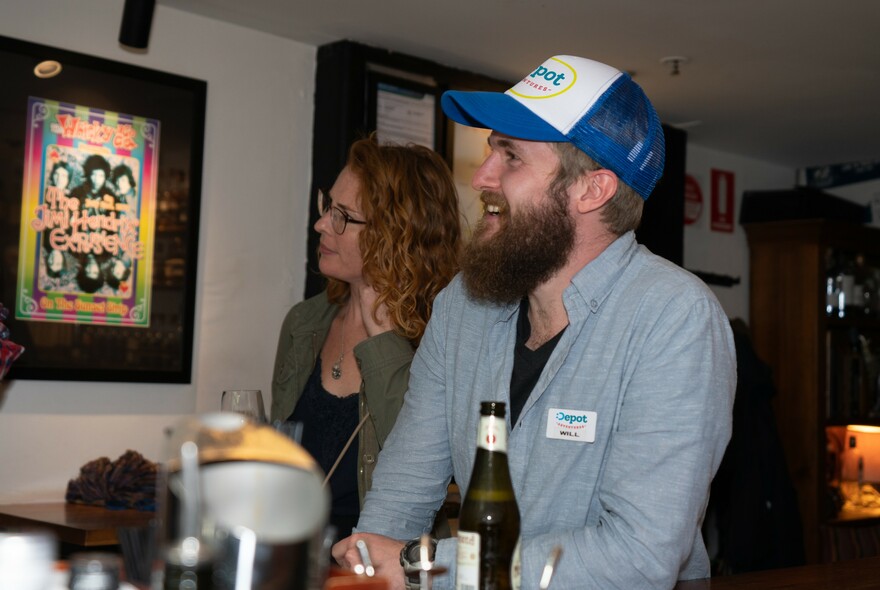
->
xmin=745 ymin=220 xmax=880 ymax=563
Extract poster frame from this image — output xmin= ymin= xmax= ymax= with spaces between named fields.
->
xmin=0 ymin=34 xmax=206 ymax=383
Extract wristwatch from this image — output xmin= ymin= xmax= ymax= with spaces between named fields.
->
xmin=399 ymin=536 xmax=437 ymax=590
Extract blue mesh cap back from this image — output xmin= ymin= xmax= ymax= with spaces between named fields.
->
xmin=566 ymin=74 xmax=665 ymax=199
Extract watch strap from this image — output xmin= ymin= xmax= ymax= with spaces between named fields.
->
xmin=399 ymin=537 xmax=437 ymax=590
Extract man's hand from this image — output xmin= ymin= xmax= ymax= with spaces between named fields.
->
xmin=332 ymin=532 xmax=406 ymax=590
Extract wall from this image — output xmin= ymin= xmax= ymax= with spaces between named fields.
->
xmin=684 ymin=144 xmax=794 ymax=322
xmin=0 ymin=0 xmax=315 ymax=502
xmin=826 ymin=179 xmax=880 ymax=228
xmin=0 ymin=1 xmax=799 ymax=503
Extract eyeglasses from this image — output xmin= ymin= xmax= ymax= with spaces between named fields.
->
xmin=317 ymin=188 xmax=367 ymax=235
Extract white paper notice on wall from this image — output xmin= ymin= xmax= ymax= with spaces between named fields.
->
xmin=376 ymin=82 xmax=435 ymax=150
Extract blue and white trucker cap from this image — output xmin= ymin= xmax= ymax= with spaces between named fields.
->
xmin=441 ymin=55 xmax=665 ymax=199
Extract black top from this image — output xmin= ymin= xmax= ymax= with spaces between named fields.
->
xmin=289 ymin=357 xmax=360 ymax=540
xmin=509 ymin=298 xmax=565 ymax=427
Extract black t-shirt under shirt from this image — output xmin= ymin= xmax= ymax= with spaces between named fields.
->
xmin=509 ymin=298 xmax=566 ymax=426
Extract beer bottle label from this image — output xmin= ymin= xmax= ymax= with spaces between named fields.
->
xmin=477 ymin=415 xmax=507 ymax=453
xmin=455 ymin=530 xmax=481 ymax=590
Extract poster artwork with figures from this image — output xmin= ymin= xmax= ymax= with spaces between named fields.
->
xmin=16 ymin=96 xmax=159 ymax=327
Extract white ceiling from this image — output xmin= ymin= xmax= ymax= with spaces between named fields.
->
xmin=159 ymin=0 xmax=880 ymax=171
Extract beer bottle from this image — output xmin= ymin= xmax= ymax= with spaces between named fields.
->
xmin=456 ymin=401 xmax=520 ymax=590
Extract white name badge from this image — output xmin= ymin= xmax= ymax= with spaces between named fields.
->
xmin=546 ymin=408 xmax=597 ymax=442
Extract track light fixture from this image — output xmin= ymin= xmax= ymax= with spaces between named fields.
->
xmin=119 ymin=0 xmax=156 ymax=49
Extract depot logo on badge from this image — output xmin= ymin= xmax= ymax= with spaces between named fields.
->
xmin=546 ymin=407 xmax=597 ymax=443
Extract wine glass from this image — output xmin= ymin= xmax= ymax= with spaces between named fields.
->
xmin=221 ymin=389 xmax=267 ymax=423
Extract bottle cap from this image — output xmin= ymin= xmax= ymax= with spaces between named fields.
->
xmin=480 ymin=401 xmax=506 ymax=417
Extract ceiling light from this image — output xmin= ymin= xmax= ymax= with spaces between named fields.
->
xmin=33 ymin=60 xmax=62 ymax=79
xmin=660 ymin=56 xmax=691 ymax=76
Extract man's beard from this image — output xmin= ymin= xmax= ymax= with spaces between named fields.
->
xmin=461 ymin=188 xmax=575 ymax=305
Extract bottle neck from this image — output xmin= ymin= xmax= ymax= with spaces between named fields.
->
xmin=477 ymin=414 xmax=508 ymax=453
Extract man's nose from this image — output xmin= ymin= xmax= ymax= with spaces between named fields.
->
xmin=471 ymin=152 xmax=500 ymax=192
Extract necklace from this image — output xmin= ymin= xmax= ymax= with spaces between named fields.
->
xmin=331 ymin=311 xmax=348 ymax=380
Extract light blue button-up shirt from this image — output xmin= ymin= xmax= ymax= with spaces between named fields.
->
xmin=358 ymin=232 xmax=736 ymax=589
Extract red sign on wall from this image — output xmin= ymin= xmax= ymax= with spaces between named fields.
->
xmin=710 ymin=169 xmax=735 ymax=233
xmin=684 ymin=175 xmax=703 ymax=225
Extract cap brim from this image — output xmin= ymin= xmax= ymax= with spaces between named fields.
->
xmin=441 ymin=90 xmax=568 ymax=142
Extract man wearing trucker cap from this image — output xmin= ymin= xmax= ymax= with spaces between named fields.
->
xmin=334 ymin=55 xmax=736 ymax=589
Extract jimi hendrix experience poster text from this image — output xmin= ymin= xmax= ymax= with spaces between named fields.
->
xmin=16 ymin=97 xmax=159 ymax=327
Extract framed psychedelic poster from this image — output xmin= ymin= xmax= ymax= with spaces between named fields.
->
xmin=0 ymin=35 xmax=205 ymax=383
xmin=17 ymin=97 xmax=159 ymax=328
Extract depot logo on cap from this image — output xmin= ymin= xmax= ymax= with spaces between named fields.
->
xmin=509 ymin=58 xmax=578 ymax=99
xmin=506 ymin=56 xmax=622 ymax=136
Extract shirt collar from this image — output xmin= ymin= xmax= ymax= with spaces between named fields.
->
xmin=564 ymin=231 xmax=638 ymax=321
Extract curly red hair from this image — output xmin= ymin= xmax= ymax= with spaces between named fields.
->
xmin=326 ymin=137 xmax=462 ymax=344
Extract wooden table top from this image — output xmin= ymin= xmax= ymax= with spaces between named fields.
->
xmin=674 ymin=556 xmax=880 ymax=589
xmin=0 ymin=502 xmax=154 ymax=547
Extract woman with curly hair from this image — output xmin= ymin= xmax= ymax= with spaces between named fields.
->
xmin=271 ymin=136 xmax=462 ymax=540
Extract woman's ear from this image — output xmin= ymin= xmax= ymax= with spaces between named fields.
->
xmin=573 ymin=169 xmax=618 ymax=214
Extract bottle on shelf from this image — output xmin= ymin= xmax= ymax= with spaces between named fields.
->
xmin=825 ymin=248 xmax=848 ymax=318
xmin=825 ymin=248 xmax=837 ymax=316
xmin=853 ymin=253 xmax=869 ymax=315
xmin=456 ymin=401 xmax=521 ymax=590
xmin=840 ymin=254 xmax=857 ymax=318
xmin=858 ymin=256 xmax=880 ymax=317
xmin=826 ymin=275 xmax=839 ymax=317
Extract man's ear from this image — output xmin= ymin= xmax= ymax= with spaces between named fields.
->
xmin=573 ymin=170 xmax=618 ymax=214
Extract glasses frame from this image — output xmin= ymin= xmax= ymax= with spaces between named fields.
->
xmin=317 ymin=188 xmax=367 ymax=235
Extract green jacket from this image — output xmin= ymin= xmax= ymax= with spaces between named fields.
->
xmin=270 ymin=291 xmax=414 ymax=506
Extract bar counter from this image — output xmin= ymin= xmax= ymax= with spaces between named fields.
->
xmin=674 ymin=556 xmax=880 ymax=589
xmin=0 ymin=502 xmax=153 ymax=547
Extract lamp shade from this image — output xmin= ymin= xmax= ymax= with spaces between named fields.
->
xmin=842 ymin=425 xmax=880 ymax=483
xmin=159 ymin=413 xmax=330 ymax=589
